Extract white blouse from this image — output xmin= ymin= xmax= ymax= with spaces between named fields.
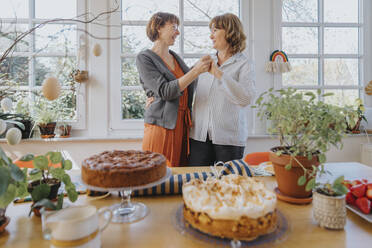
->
xmin=190 ymin=52 xmax=256 ymax=146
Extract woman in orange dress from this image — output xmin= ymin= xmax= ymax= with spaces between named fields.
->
xmin=136 ymin=12 xmax=211 ymax=166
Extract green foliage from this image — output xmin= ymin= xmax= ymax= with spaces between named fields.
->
xmin=253 ymin=88 xmax=355 ymax=191
xmin=315 ymin=176 xmax=348 ymax=197
xmin=0 ymin=147 xmax=28 ymax=208
xmin=20 ymin=151 xmax=78 ymax=204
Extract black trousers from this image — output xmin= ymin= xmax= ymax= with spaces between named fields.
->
xmin=188 ymin=136 xmax=245 ymax=166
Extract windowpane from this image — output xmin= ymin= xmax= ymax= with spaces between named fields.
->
xmin=184 ymin=0 xmax=239 ymax=21
xmin=121 ymin=90 xmax=146 ymax=119
xmin=324 ymin=89 xmax=359 ymax=107
xmin=0 ymin=0 xmax=28 ymax=18
xmin=282 ymin=59 xmax=318 ymax=86
xmin=0 ymin=23 xmax=29 ymax=53
xmin=324 ymin=0 xmax=358 ymax=23
xmin=282 ymin=0 xmax=317 ymax=22
xmin=121 ymin=58 xmax=139 ymax=86
xmin=35 ymin=57 xmax=76 ymax=86
xmin=122 ymin=0 xmax=178 ymax=21
xmin=324 ymin=59 xmax=358 ymax=86
xmin=324 ymin=28 xmax=358 ymax=54
xmin=184 ymin=58 xmax=200 ymax=68
xmin=0 ymin=57 xmax=29 ymax=85
xmin=282 ymin=27 xmax=318 ymax=54
xmin=35 ymin=0 xmax=76 ymax=19
xmin=34 ymin=90 xmax=77 ymax=120
xmin=35 ymin=24 xmax=77 ymax=54
xmin=184 ymin=26 xmax=213 ymax=54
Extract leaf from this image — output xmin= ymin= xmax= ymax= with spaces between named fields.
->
xmin=56 ymin=194 xmax=64 ymax=210
xmin=29 ymin=168 xmax=41 ymax=175
xmin=28 ymin=171 xmax=42 ymax=181
xmin=49 ymin=152 xmax=62 ymax=164
xmin=10 ymin=163 xmax=25 ymax=181
xmin=0 ymin=148 xmax=11 ymax=165
xmin=333 ymin=175 xmax=345 ymax=187
xmin=306 ymin=178 xmax=316 ymax=192
xmin=50 ymin=168 xmax=64 ymax=180
xmin=318 ymin=154 xmax=326 ymax=164
xmin=67 ymin=189 xmax=78 ymax=202
xmin=64 ymin=160 xmax=72 ymax=170
xmin=285 ymin=164 xmax=292 ymax=170
xmin=298 ymin=175 xmax=307 ymax=186
xmin=31 ymin=199 xmax=57 ymax=211
xmin=62 ymin=174 xmax=71 ymax=185
xmin=0 ymin=167 xmax=10 ymax=196
xmin=19 ymin=154 xmax=34 ymax=162
xmin=0 ymin=184 xmax=16 ymax=208
xmin=31 ymin=184 xmax=51 ymax=202
xmin=33 ymin=156 xmax=49 ymax=170
xmin=16 ymin=181 xmax=29 ymax=198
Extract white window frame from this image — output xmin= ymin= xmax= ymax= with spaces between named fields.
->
xmin=109 ymin=0 xmax=251 ymax=135
xmin=274 ymin=0 xmax=366 ymax=102
xmin=0 ymin=0 xmax=87 ymax=129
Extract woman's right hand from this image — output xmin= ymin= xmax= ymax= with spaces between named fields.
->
xmin=193 ymin=55 xmax=212 ymax=74
xmin=146 ymin=97 xmax=154 ymax=108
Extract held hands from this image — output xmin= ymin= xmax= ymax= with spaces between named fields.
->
xmin=194 ymin=55 xmax=212 ymax=75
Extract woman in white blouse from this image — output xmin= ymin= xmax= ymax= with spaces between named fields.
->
xmin=188 ymin=13 xmax=256 ymax=166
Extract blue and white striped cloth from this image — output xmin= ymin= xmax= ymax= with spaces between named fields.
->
xmin=133 ymin=159 xmax=268 ymax=197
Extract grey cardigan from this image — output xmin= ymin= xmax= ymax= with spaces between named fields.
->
xmin=136 ymin=49 xmax=196 ymax=129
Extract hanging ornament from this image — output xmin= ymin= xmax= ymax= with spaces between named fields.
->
xmin=0 ymin=119 xmax=6 ymax=135
xmin=364 ymin=80 xmax=372 ymax=96
xmin=93 ymin=43 xmax=102 ymax=57
xmin=42 ymin=77 xmax=61 ymax=100
xmin=6 ymin=127 xmax=22 ymax=145
xmin=265 ymin=50 xmax=292 ymax=73
xmin=1 ymin=97 xmax=13 ymax=112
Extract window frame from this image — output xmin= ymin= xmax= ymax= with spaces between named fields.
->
xmin=109 ymin=0 xmax=250 ymax=134
xmin=274 ymin=0 xmax=365 ymax=103
xmin=0 ymin=0 xmax=87 ymax=129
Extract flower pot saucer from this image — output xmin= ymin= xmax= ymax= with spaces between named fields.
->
xmin=274 ymin=187 xmax=312 ymax=205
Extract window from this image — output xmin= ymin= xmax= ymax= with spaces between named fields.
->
xmin=110 ymin=0 xmax=240 ymax=130
xmin=0 ymin=0 xmax=86 ymax=128
xmin=280 ymin=0 xmax=363 ymax=106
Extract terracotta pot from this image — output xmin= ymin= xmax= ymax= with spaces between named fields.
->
xmin=269 ymin=148 xmax=319 ymax=198
xmin=313 ymin=191 xmax=346 ymax=229
xmin=59 ymin=125 xmax=72 ymax=138
xmin=38 ymin=122 xmax=56 ymax=138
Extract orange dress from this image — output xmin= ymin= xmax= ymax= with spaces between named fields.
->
xmin=142 ymin=57 xmax=191 ymax=167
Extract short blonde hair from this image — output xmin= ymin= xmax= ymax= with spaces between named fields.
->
xmin=146 ymin=12 xmax=180 ymax=42
xmin=209 ymin=13 xmax=246 ymax=55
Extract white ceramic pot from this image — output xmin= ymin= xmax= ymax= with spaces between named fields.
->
xmin=312 ymin=191 xmax=346 ymax=230
xmin=44 ymin=205 xmax=112 ymax=248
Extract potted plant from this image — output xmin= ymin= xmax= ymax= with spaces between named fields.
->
xmin=14 ymin=98 xmax=34 ymax=139
xmin=312 ymin=175 xmax=348 ymax=229
xmin=31 ymin=102 xmax=58 ymax=139
xmin=19 ymin=151 xmax=78 ymax=216
xmin=346 ymin=98 xmax=367 ymax=134
xmin=253 ymin=88 xmax=355 ymax=200
xmin=58 ymin=122 xmax=72 ymax=138
xmin=0 ymin=147 xmax=28 ymax=233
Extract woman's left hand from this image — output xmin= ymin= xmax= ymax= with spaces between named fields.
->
xmin=209 ymin=61 xmax=223 ymax=79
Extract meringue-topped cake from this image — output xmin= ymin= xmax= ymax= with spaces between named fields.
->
xmin=182 ymin=174 xmax=277 ymax=240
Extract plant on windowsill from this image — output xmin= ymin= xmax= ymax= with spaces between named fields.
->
xmin=312 ymin=175 xmax=348 ymax=229
xmin=19 ymin=151 xmax=78 ymax=216
xmin=58 ymin=122 xmax=72 ymax=138
xmin=252 ymin=88 xmax=356 ymax=201
xmin=346 ymin=98 xmax=367 ymax=134
xmin=31 ymin=102 xmax=58 ymax=139
xmin=0 ymin=147 xmax=28 ymax=233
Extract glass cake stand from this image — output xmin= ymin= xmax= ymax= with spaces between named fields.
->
xmin=81 ymin=167 xmax=172 ymax=223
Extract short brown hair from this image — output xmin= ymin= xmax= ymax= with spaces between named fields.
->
xmin=209 ymin=13 xmax=246 ymax=55
xmin=146 ymin=12 xmax=180 ymax=42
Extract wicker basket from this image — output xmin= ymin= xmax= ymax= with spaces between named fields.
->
xmin=312 ymin=191 xmax=346 ymax=229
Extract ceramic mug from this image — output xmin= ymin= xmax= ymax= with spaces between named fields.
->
xmin=43 ymin=205 xmax=112 ymax=248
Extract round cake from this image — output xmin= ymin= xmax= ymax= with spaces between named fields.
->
xmin=81 ymin=150 xmax=167 ymax=188
xmin=182 ymin=174 xmax=277 ymax=241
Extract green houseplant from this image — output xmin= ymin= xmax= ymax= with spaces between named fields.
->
xmin=31 ymin=101 xmax=58 ymax=138
xmin=346 ymin=98 xmax=367 ymax=134
xmin=0 ymin=147 xmax=28 ymax=232
xmin=19 ymin=151 xmax=78 ymax=216
xmin=313 ymin=175 xmax=348 ymax=229
xmin=253 ymin=88 xmax=355 ymax=199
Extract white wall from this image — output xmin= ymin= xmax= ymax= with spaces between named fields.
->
xmin=2 ymin=0 xmax=371 ymax=165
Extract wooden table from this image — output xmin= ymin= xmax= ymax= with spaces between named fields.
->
xmin=1 ymin=162 xmax=372 ymax=248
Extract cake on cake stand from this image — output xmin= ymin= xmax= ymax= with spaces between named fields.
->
xmin=82 ymin=167 xmax=172 ymax=223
